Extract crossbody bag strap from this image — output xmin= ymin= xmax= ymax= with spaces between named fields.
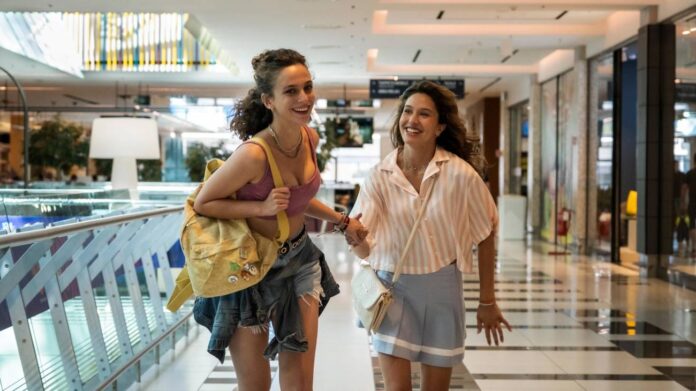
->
xmin=392 ymin=175 xmax=438 ymax=283
xmin=251 ymin=137 xmax=290 ymax=244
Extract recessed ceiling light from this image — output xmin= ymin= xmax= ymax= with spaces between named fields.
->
xmin=301 ymin=24 xmax=343 ymax=29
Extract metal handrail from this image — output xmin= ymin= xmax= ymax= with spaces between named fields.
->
xmin=0 ymin=204 xmax=185 ymax=390
xmin=0 ymin=205 xmax=183 ymax=247
xmin=95 ymin=311 xmax=194 ymax=391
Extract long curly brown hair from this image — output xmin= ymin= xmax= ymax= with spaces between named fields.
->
xmin=389 ymin=80 xmax=486 ymax=176
xmin=230 ymin=49 xmax=308 ymax=139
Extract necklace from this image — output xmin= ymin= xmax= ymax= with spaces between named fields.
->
xmin=400 ymin=152 xmax=428 ymax=174
xmin=268 ymin=126 xmax=303 ymax=158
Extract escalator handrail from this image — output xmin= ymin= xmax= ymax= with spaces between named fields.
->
xmin=0 ymin=205 xmax=183 ymax=248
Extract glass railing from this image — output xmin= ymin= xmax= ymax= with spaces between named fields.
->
xmin=0 ymin=183 xmax=195 ymax=234
xmin=0 ymin=192 xmax=193 ymax=391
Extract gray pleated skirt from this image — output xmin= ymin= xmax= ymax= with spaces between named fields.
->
xmin=372 ymin=263 xmax=465 ymax=368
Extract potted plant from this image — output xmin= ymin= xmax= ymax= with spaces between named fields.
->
xmin=185 ymin=141 xmax=229 ymax=182
xmin=29 ymin=116 xmax=89 ymax=180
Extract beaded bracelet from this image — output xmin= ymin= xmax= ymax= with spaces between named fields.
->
xmin=335 ymin=213 xmax=350 ymax=232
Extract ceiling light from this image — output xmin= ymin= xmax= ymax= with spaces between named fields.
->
xmin=412 ymin=49 xmax=422 ymax=63
xmin=479 ymin=78 xmax=501 ymax=93
xmin=301 ymin=24 xmax=343 ymax=29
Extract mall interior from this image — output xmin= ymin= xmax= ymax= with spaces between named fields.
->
xmin=1 ymin=0 xmax=696 ymax=390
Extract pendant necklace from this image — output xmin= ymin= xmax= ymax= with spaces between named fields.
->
xmin=400 ymin=151 xmax=428 ymax=174
xmin=268 ymin=126 xmax=303 ymax=158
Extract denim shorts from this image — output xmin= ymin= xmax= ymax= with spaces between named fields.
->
xmin=192 ymin=227 xmax=339 ymax=362
xmin=268 ymin=230 xmax=323 ymax=302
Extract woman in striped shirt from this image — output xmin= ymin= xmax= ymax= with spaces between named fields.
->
xmin=350 ymin=81 xmax=511 ymax=390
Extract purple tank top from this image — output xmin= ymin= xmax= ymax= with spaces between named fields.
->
xmin=236 ymin=127 xmax=321 ymax=219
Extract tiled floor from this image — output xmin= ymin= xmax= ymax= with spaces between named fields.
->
xmin=136 ymin=235 xmax=696 ymax=390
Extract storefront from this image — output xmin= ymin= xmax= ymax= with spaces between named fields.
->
xmin=538 ymin=70 xmax=580 ymax=247
xmin=587 ymin=42 xmax=638 ymax=267
xmin=666 ymin=11 xmax=696 ymax=286
xmin=508 ymin=101 xmax=529 ymax=197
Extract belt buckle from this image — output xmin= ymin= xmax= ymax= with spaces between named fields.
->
xmin=292 ymin=231 xmax=306 ymax=249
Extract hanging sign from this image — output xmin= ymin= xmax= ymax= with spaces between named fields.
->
xmin=369 ymin=79 xmax=465 ymax=99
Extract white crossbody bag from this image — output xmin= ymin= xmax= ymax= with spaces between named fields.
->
xmin=351 ymin=176 xmax=437 ymax=334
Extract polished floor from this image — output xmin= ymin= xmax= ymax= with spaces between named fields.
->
xmin=130 ymin=234 xmax=696 ymax=391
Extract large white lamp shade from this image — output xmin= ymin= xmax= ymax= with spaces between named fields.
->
xmin=90 ymin=117 xmax=160 ymax=190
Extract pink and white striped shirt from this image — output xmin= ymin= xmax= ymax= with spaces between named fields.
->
xmin=351 ymin=147 xmax=498 ymax=274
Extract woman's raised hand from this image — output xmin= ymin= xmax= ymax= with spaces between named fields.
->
xmin=261 ymin=187 xmax=290 ymax=216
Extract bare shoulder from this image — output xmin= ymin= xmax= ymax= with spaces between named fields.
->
xmin=206 ymin=141 xmax=267 ymax=189
xmin=306 ymin=126 xmax=320 ymax=145
xmin=230 ymin=141 xmax=267 ymax=166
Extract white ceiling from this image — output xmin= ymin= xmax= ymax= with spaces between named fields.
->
xmin=0 ymin=0 xmax=691 ymax=106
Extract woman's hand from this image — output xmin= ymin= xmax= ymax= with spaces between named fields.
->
xmin=476 ymin=304 xmax=512 ymax=346
xmin=261 ymin=187 xmax=290 ymax=216
xmin=344 ymin=213 xmax=368 ymax=246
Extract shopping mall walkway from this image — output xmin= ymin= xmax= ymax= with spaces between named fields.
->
xmin=130 ymin=234 xmax=696 ymax=391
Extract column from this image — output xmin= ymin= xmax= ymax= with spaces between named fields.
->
xmin=573 ymin=46 xmax=589 ymax=253
xmin=528 ymin=76 xmax=542 ymax=233
xmin=636 ymin=23 xmax=675 ymax=276
xmin=500 ymin=92 xmax=510 ymax=195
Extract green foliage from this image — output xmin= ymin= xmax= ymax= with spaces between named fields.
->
xmin=316 ymin=127 xmax=337 ymax=173
xmin=138 ymin=159 xmax=162 ymax=181
xmin=185 ymin=142 xmax=229 ymax=182
xmin=29 ymin=116 xmax=89 ymax=176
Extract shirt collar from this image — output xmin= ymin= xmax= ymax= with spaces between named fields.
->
xmin=379 ymin=147 xmax=450 ymax=196
xmin=378 ymin=146 xmax=450 ymax=173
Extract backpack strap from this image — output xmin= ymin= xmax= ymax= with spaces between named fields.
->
xmin=166 ymin=266 xmax=193 ymax=312
xmin=202 ymin=140 xmax=289 ymax=244
xmin=166 ymin=139 xmax=290 ymax=312
xmin=250 ymin=136 xmax=290 ymax=244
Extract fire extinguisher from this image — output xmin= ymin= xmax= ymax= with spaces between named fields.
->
xmin=557 ymin=208 xmax=571 ymax=237
xmin=549 ymin=208 xmax=573 ymax=256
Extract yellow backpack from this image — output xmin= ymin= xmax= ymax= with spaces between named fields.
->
xmin=166 ymin=137 xmax=289 ymax=312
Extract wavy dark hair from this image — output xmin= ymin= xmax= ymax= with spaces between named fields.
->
xmin=389 ymin=80 xmax=486 ymax=176
xmin=230 ymin=49 xmax=308 ymax=139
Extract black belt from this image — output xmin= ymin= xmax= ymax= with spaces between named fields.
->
xmin=278 ymin=227 xmax=307 ymax=255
